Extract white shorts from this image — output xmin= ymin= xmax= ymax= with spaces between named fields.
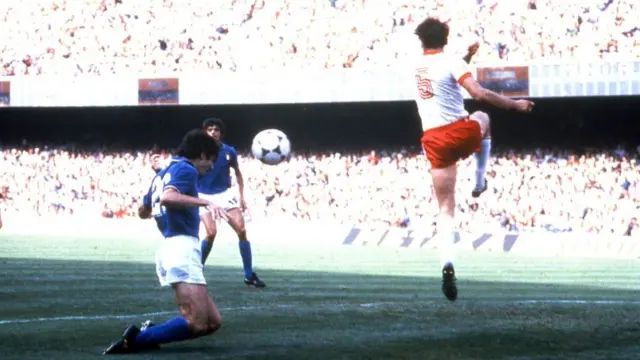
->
xmin=155 ymin=235 xmax=206 ymax=287
xmin=199 ymin=189 xmax=239 ymax=215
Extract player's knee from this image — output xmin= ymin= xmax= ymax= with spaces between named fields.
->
xmin=470 ymin=111 xmax=490 ymax=137
xmin=439 ymin=196 xmax=455 ymax=217
xmin=206 ymin=317 xmax=222 ymax=335
xmin=186 ymin=320 xmax=210 ymax=337
xmin=230 ymin=216 xmax=247 ymax=239
xmin=471 ymin=111 xmax=490 ymax=123
xmin=187 ymin=314 xmax=221 ymax=337
xmin=205 ymin=232 xmax=217 ymax=242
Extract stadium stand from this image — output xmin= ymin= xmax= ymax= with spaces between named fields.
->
xmin=1 ymin=0 xmax=639 ymax=76
xmin=1 ymin=147 xmax=638 ymax=236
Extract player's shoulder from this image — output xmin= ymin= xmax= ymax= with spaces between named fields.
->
xmin=168 ymin=158 xmax=197 ymax=175
xmin=221 ymin=142 xmax=237 ymax=153
xmin=416 ymin=51 xmax=459 ymax=68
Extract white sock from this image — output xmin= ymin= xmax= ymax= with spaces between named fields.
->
xmin=474 ymin=138 xmax=492 ymax=191
xmin=437 ymin=216 xmax=456 ymax=269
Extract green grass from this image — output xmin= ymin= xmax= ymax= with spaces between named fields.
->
xmin=0 ymin=233 xmax=639 ymax=360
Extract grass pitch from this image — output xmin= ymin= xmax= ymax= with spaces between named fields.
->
xmin=0 ymin=232 xmax=639 ymax=360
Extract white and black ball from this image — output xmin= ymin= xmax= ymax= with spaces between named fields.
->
xmin=251 ymin=129 xmax=291 ymax=166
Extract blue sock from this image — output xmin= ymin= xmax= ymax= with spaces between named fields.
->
xmin=474 ymin=138 xmax=491 ymax=191
xmin=135 ymin=317 xmax=194 ymax=346
xmin=239 ymin=240 xmax=253 ymax=279
xmin=201 ymin=239 xmax=213 ymax=265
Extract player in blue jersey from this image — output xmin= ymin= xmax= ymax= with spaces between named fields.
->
xmin=198 ymin=118 xmax=266 ymax=288
xmin=104 ymin=129 xmax=228 ymax=354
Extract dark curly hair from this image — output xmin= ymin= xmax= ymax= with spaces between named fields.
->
xmin=415 ymin=17 xmax=449 ymax=49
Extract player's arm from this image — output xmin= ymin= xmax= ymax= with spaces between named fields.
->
xmin=160 ymin=188 xmax=210 ymax=208
xmin=159 ymin=167 xmax=210 ymax=208
xmin=452 ymin=52 xmax=533 ymax=112
xmin=161 ymin=187 xmax=228 ymax=221
xmin=460 ymin=76 xmax=533 ymax=111
xmin=229 ymin=150 xmax=246 ymax=207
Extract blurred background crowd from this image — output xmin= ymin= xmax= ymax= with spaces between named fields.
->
xmin=1 ymin=146 xmax=638 ymax=236
xmin=1 ymin=0 xmax=638 ymax=236
xmin=1 ymin=0 xmax=639 ymax=76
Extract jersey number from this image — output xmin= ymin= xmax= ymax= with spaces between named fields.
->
xmin=150 ymin=173 xmax=172 ymax=217
xmin=415 ymin=75 xmax=434 ymax=99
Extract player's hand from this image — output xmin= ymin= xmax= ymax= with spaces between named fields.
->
xmin=240 ymin=198 xmax=248 ymax=212
xmin=514 ymin=99 xmax=535 ymax=113
xmin=138 ymin=204 xmax=152 ymax=219
xmin=467 ymin=41 xmax=480 ymax=56
xmin=207 ymin=203 xmax=229 ymax=222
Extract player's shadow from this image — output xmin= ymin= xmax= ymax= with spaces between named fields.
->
xmin=1 ymin=257 xmax=639 ymax=360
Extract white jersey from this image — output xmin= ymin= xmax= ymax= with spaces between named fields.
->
xmin=413 ymin=51 xmax=472 ymax=131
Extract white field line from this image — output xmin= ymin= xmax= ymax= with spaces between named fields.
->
xmin=1 ymin=299 xmax=639 ymax=325
xmin=0 ymin=304 xmax=294 ymax=325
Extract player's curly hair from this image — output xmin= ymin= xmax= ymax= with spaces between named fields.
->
xmin=415 ymin=17 xmax=449 ymax=50
xmin=177 ymin=129 xmax=220 ymax=160
xmin=202 ymin=117 xmax=225 ymax=134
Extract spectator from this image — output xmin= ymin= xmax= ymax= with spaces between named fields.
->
xmin=1 ymin=0 xmax=637 ymax=76
xmin=1 ymin=145 xmax=638 ymax=237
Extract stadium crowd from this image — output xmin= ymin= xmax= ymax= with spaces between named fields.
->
xmin=0 ymin=146 xmax=638 ymax=236
xmin=1 ymin=0 xmax=639 ymax=76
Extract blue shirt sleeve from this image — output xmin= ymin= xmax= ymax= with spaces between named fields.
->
xmin=165 ymin=163 xmax=198 ymax=194
xmin=228 ymin=147 xmax=239 ymax=169
xmin=142 ymin=192 xmax=152 ymax=207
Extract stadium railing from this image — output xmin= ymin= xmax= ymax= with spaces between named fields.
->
xmin=1 ymin=60 xmax=639 ymax=107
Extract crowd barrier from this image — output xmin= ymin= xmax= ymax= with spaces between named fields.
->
xmin=343 ymin=226 xmax=640 ymax=259
xmin=1 ymin=214 xmax=637 ymax=259
xmin=1 ymin=60 xmax=639 ymax=107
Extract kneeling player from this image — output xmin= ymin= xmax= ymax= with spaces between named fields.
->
xmin=413 ymin=18 xmax=534 ymax=301
xmin=104 ymin=129 xmax=228 ymax=354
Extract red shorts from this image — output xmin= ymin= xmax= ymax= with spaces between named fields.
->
xmin=421 ymin=119 xmax=482 ymax=169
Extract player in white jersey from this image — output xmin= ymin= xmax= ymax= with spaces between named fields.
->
xmin=413 ymin=18 xmax=534 ymax=301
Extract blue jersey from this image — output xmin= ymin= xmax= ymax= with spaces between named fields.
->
xmin=143 ymin=158 xmax=201 ymax=238
xmin=198 ymin=143 xmax=238 ymax=195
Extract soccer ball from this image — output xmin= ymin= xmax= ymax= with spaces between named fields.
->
xmin=251 ymin=129 xmax=291 ymax=166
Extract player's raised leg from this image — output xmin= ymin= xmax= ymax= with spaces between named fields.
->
xmin=471 ymin=111 xmax=491 ymax=198
xmin=227 ymin=208 xmax=265 ymax=288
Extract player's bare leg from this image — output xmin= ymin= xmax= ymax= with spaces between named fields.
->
xmin=200 ymin=212 xmax=218 ymax=265
xmin=173 ymin=282 xmax=222 ymax=336
xmin=104 ymin=283 xmax=221 ymax=354
xmin=430 ymin=163 xmax=458 ymax=301
xmin=227 ymin=208 xmax=265 ymax=288
xmin=470 ymin=111 xmax=492 ymax=198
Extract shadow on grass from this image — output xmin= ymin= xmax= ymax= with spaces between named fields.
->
xmin=1 ymin=257 xmax=639 ymax=360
